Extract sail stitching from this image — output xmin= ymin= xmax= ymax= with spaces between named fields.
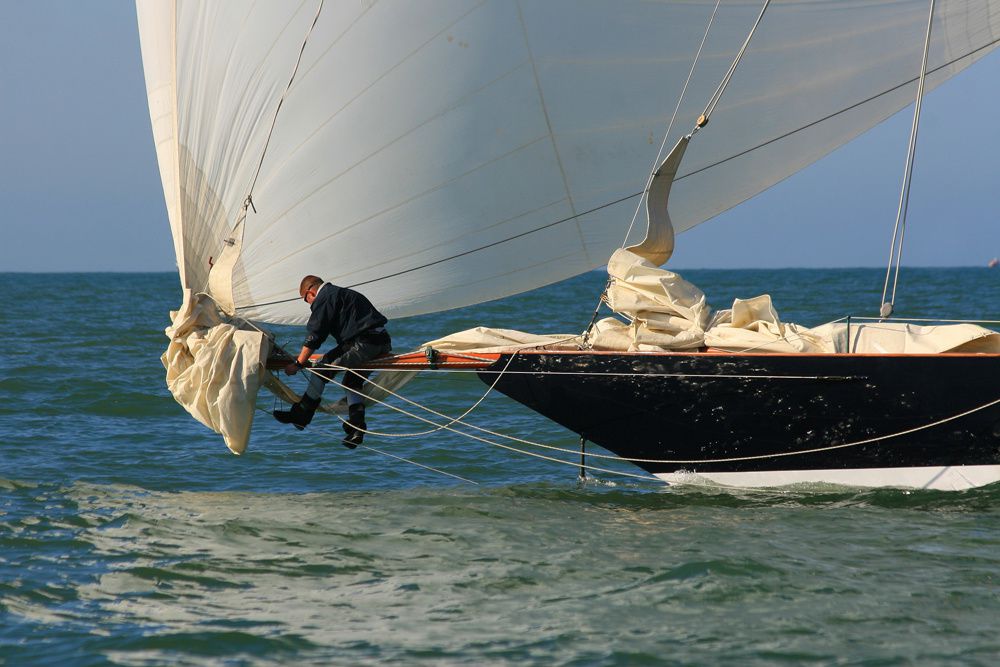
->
xmin=514 ymin=0 xmax=590 ymax=264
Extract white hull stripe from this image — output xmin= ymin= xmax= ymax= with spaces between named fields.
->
xmin=655 ymin=465 xmax=1000 ymax=491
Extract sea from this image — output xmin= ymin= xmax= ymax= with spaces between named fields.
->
xmin=2 ymin=268 xmax=999 ymax=666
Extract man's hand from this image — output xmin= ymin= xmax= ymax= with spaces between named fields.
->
xmin=285 ymin=347 xmax=315 ymax=377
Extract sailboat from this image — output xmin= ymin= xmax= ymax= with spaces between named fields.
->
xmin=137 ymin=0 xmax=1000 ymax=490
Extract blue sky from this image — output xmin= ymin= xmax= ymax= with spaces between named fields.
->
xmin=1 ymin=2 xmax=997 ymax=273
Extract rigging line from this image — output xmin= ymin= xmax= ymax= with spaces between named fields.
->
xmin=340 ymin=352 xmax=518 ymax=439
xmin=699 ymin=0 xmax=771 ymax=125
xmin=296 ymin=364 xmax=659 ymax=481
xmin=345 ymin=190 xmax=641 ymax=290
xmin=309 ymin=364 xmax=1000 ymax=467
xmin=676 ymin=36 xmax=1000 ymax=184
xmin=619 ymin=0 xmax=723 ymax=248
xmin=881 ymin=0 xmax=937 ymax=317
xmin=256 ymin=406 xmax=478 ymax=485
xmin=234 ymin=189 xmax=643 ymax=309
xmin=352 ymin=442 xmax=479 ymax=485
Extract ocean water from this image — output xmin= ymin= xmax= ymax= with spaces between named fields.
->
xmin=2 ymin=268 xmax=999 ymax=665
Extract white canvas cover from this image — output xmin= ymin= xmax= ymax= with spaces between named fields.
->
xmin=810 ymin=321 xmax=1000 ymax=355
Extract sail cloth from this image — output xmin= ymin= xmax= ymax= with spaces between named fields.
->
xmin=161 ymin=290 xmax=269 ymax=454
xmin=592 ymin=249 xmax=831 ymax=353
xmin=136 ymin=0 xmax=1000 ymax=325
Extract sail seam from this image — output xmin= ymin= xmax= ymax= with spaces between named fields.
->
xmin=251 ymin=0 xmax=490 ymax=200
xmin=514 ymin=0 xmax=591 ymax=265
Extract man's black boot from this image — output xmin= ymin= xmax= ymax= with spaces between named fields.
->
xmin=274 ymin=394 xmax=321 ymax=431
xmin=341 ymin=404 xmax=367 ymax=449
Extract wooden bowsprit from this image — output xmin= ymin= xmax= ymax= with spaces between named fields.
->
xmin=265 ymin=348 xmax=500 ymax=373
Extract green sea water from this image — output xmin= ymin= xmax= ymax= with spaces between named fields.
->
xmin=2 ymin=269 xmax=999 ymax=665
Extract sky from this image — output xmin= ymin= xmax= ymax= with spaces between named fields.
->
xmin=0 ymin=1 xmax=997 ymax=273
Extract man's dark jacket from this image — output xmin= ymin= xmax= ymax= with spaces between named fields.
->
xmin=303 ymin=283 xmax=388 ymax=350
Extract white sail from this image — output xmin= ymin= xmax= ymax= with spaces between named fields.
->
xmin=138 ymin=0 xmax=1000 ymax=325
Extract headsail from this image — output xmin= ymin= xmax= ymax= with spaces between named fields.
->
xmin=137 ymin=0 xmax=1000 ymax=325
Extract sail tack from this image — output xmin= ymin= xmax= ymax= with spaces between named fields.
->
xmin=138 ymin=0 xmax=1000 ymax=324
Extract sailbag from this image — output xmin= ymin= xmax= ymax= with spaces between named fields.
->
xmin=137 ymin=0 xmax=1000 ymax=451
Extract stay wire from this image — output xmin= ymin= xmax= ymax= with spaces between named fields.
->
xmin=245 ymin=0 xmax=325 ymax=204
xmin=880 ymin=0 xmax=936 ymax=317
xmin=699 ymin=0 xmax=771 ymax=125
xmin=255 ymin=407 xmax=479 ymax=485
xmin=204 ymin=0 xmax=325 ymax=296
xmin=619 ymin=0 xmax=722 ymax=249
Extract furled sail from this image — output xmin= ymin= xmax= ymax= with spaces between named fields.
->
xmin=137 ymin=0 xmax=1000 ymax=325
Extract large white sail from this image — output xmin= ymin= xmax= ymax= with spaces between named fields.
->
xmin=138 ymin=0 xmax=1000 ymax=326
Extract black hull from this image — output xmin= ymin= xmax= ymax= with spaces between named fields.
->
xmin=480 ymin=351 xmax=1000 ymax=488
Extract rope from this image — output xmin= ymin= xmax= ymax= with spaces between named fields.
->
xmin=291 ymin=362 xmax=660 ymax=482
xmin=880 ymin=0 xmax=937 ymax=317
xmin=233 ymin=189 xmax=644 ymax=311
xmin=698 ymin=0 xmax=771 ymax=127
xmin=334 ymin=353 xmax=517 ymax=439
xmin=255 ymin=406 xmax=478 ymax=485
xmin=620 ymin=0 xmax=722 ymax=248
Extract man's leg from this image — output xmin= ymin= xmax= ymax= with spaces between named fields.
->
xmin=335 ymin=336 xmax=391 ymax=447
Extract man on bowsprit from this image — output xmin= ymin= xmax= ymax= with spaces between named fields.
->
xmin=274 ymin=275 xmax=391 ymax=448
